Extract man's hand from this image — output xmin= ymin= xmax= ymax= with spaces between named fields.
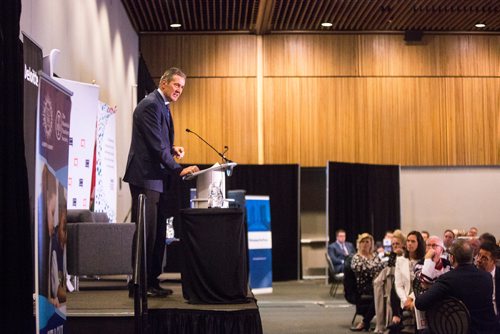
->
xmin=180 ymin=165 xmax=199 ymax=177
xmin=425 ymin=249 xmax=437 ymax=261
xmin=172 ymin=146 xmax=185 ymax=159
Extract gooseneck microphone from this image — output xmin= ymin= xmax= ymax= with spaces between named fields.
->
xmin=185 ymin=128 xmax=232 ymax=164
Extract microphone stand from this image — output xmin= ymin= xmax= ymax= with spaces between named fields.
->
xmin=185 ymin=128 xmax=234 ymax=176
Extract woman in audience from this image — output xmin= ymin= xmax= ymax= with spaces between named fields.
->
xmin=372 ymin=230 xmax=406 ymax=333
xmin=351 ymin=233 xmax=387 ymax=331
xmin=394 ymin=231 xmax=426 ymax=333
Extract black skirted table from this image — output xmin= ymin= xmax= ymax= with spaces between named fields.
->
xmin=179 ymin=208 xmax=249 ymax=304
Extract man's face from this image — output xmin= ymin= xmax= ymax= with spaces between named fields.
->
xmin=336 ymin=232 xmax=346 ymax=243
xmin=468 ymin=228 xmax=478 ymax=237
xmin=426 ymin=237 xmax=443 ymax=258
xmin=161 ymin=74 xmax=185 ymax=102
xmin=476 ymin=249 xmax=495 ymax=272
xmin=443 ymin=231 xmax=454 ymax=247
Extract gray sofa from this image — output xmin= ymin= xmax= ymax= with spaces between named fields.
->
xmin=66 ymin=210 xmax=135 ymax=290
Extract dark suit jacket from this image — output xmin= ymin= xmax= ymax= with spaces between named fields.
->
xmin=328 ymin=241 xmax=355 ymax=273
xmin=495 ymin=266 xmax=500 ymax=321
xmin=124 ymin=90 xmax=182 ymax=192
xmin=415 ymin=263 xmax=499 ymax=334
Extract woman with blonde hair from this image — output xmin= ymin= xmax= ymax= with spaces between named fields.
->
xmin=351 ymin=233 xmax=387 ymax=331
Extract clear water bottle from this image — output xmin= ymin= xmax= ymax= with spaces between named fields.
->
xmin=166 ymin=217 xmax=174 ymax=239
xmin=208 ymin=180 xmax=224 ymax=208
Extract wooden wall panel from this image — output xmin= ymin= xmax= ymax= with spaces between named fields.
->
xmin=263 ymin=77 xmax=500 ymax=166
xmin=359 ymin=35 xmax=500 ymax=76
xmin=173 ymin=78 xmax=258 ymax=164
xmin=263 ymin=34 xmax=359 ymax=77
xmin=140 ymin=34 xmax=500 ymax=167
xmin=140 ymin=34 xmax=257 ymax=77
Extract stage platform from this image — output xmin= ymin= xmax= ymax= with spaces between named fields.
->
xmin=66 ymin=277 xmax=263 ymax=334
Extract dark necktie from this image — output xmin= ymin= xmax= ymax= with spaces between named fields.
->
xmin=165 ymin=103 xmax=174 ymax=144
xmin=165 ymin=103 xmax=172 ymax=127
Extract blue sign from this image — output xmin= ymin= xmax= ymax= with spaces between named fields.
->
xmin=246 ymin=196 xmax=272 ymax=293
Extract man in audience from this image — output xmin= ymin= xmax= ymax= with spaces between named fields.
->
xmin=479 ymin=232 xmax=497 ymax=245
xmin=328 ymin=229 xmax=355 ymax=273
xmin=421 ymin=230 xmax=430 ymax=242
xmin=415 ymin=239 xmax=498 ymax=334
xmin=468 ymin=226 xmax=479 ymax=238
xmin=415 ymin=235 xmax=452 ymax=290
xmin=475 ymin=241 xmax=499 ymax=321
xmin=442 ymin=229 xmax=455 ymax=260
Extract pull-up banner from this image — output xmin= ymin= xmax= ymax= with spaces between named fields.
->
xmin=246 ymin=195 xmax=273 ymax=294
xmin=35 ymin=73 xmax=72 ymax=334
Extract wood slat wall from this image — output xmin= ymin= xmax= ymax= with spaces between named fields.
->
xmin=140 ymin=33 xmax=500 ymax=166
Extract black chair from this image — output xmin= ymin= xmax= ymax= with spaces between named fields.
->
xmin=426 ymin=297 xmax=470 ymax=334
xmin=325 ymin=252 xmax=344 ymax=297
xmin=343 ymin=254 xmax=374 ymax=329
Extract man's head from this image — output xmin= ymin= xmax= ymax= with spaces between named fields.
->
xmin=421 ymin=230 xmax=430 ymax=242
xmin=159 ymin=67 xmax=186 ymax=102
xmin=478 ymin=232 xmax=496 ymax=245
xmin=443 ymin=229 xmax=455 ymax=248
xmin=426 ymin=235 xmax=444 ymax=258
xmin=468 ymin=227 xmax=478 ymax=238
xmin=449 ymin=239 xmax=474 ymax=267
xmin=476 ymin=242 xmax=498 ymax=273
xmin=336 ymin=229 xmax=346 ymax=243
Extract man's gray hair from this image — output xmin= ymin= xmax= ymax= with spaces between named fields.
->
xmin=160 ymin=67 xmax=186 ymax=84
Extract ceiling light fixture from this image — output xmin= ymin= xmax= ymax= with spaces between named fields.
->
xmin=475 ymin=23 xmax=486 ymax=28
xmin=321 ymin=22 xmax=333 ymax=27
xmin=170 ymin=23 xmax=182 ymax=28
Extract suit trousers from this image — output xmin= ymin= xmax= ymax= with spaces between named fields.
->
xmin=130 ymin=184 xmax=161 ymax=287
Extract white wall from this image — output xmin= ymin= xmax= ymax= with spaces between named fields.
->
xmin=20 ymin=0 xmax=137 ymax=222
xmin=400 ymin=166 xmax=500 ymax=237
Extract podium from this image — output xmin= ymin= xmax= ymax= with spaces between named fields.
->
xmin=184 ymin=162 xmax=237 ymax=208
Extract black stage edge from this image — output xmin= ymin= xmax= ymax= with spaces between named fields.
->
xmin=66 ymin=280 xmax=263 ymax=334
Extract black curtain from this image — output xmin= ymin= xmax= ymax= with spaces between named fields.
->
xmin=0 ymin=0 xmax=35 ymax=332
xmin=328 ymin=162 xmax=400 ymax=246
xmin=137 ymin=54 xmax=156 ymax=101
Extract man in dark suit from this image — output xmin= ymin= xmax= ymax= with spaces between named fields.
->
xmin=475 ymin=241 xmax=500 ymax=323
xmin=328 ymin=229 xmax=355 ymax=273
xmin=124 ymin=67 xmax=199 ymax=297
xmin=415 ymin=239 xmax=499 ymax=334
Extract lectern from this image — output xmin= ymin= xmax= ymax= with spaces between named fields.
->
xmin=183 ymin=162 xmax=237 ymax=208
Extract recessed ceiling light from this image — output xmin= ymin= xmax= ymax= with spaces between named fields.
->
xmin=170 ymin=23 xmax=182 ymax=28
xmin=321 ymin=22 xmax=333 ymax=27
xmin=475 ymin=23 xmax=486 ymax=28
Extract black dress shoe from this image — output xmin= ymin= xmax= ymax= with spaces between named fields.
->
xmin=150 ymin=284 xmax=173 ymax=295
xmin=147 ymin=287 xmax=169 ymax=298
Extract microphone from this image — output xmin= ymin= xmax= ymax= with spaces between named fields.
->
xmin=186 ymin=129 xmax=234 ymax=176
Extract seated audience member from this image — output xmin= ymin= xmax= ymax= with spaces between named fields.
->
xmin=468 ymin=226 xmax=479 ymax=238
xmin=351 ymin=233 xmax=387 ymax=331
xmin=420 ymin=231 xmax=429 ymax=243
xmin=442 ymin=229 xmax=455 ymax=260
xmin=415 ymin=239 xmax=499 ymax=334
xmin=414 ymin=236 xmax=452 ymax=291
xmin=373 ymin=230 xmax=406 ymax=334
xmin=475 ymin=241 xmax=500 ymax=321
xmin=394 ymin=231 xmax=426 ymax=333
xmin=479 ymin=232 xmax=497 ymax=245
xmin=328 ymin=229 xmax=355 ymax=273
